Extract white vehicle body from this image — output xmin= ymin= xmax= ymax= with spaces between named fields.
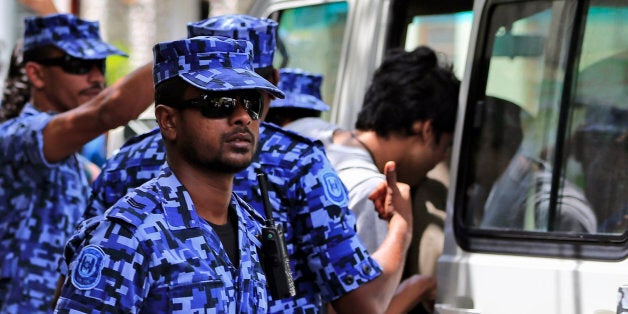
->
xmin=438 ymin=0 xmax=627 ymax=313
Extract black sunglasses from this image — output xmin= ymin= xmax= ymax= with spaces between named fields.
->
xmin=33 ymin=55 xmax=106 ymax=75
xmin=175 ymin=91 xmax=264 ymax=120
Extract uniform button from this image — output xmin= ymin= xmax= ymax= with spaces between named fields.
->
xmin=362 ymin=264 xmax=372 ymax=274
xmin=342 ymin=275 xmax=354 ymax=285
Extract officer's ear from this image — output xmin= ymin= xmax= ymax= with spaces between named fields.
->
xmin=155 ymin=104 xmax=178 ymax=141
xmin=24 ymin=61 xmax=46 ymax=89
xmin=270 ymin=68 xmax=280 ymax=86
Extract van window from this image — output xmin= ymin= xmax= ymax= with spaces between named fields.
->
xmin=404 ymin=12 xmax=473 ymax=79
xmin=567 ymin=5 xmax=627 ymax=234
xmin=456 ymin=0 xmax=626 ymax=258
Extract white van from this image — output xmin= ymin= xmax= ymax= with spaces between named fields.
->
xmin=249 ymin=0 xmax=627 ymax=313
xmin=437 ymin=0 xmax=627 ymax=313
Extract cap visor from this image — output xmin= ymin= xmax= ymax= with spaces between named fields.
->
xmin=57 ymin=39 xmax=128 ymax=59
xmin=180 ymin=68 xmax=285 ymax=99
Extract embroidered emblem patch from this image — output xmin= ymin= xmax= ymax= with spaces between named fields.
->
xmin=322 ymin=171 xmax=348 ymax=205
xmin=72 ymin=244 xmax=105 ymax=290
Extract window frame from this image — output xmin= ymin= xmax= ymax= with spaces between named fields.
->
xmin=452 ymin=0 xmax=628 ymax=261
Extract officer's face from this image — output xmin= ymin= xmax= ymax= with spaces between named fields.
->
xmin=174 ymin=86 xmax=261 ymax=174
xmin=28 ymin=48 xmax=105 ymax=112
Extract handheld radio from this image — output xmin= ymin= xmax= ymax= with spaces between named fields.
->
xmin=256 ymin=170 xmax=296 ymax=299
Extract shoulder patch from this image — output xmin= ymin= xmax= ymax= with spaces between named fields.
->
xmin=72 ymin=244 xmax=106 ymax=290
xmin=321 ymin=171 xmax=348 ymax=205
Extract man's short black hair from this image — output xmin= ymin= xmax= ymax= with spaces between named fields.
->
xmin=355 ymin=46 xmax=460 ymax=142
xmin=22 ymin=45 xmax=59 ymax=63
xmin=155 ymin=77 xmax=188 ymax=107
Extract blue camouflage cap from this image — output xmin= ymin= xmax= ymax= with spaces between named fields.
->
xmin=23 ymin=13 xmax=127 ymax=59
xmin=153 ymin=36 xmax=284 ymax=98
xmin=270 ymin=68 xmax=330 ymax=111
xmin=187 ymin=14 xmax=277 ymax=69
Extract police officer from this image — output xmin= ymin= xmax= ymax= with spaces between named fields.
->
xmin=55 ymin=36 xmax=283 ymax=312
xmin=83 ymin=15 xmax=414 ymax=313
xmin=0 ymin=13 xmax=153 ymax=312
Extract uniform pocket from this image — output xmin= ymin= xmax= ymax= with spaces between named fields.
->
xmin=167 ymin=279 xmax=227 ymax=313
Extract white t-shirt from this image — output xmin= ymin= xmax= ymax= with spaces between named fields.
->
xmin=283 ymin=117 xmax=339 ymax=147
xmin=325 ymin=143 xmax=389 ymax=253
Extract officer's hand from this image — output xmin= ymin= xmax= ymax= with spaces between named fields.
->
xmin=368 ymin=161 xmax=412 ymax=222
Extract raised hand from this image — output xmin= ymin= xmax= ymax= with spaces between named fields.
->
xmin=368 ymin=161 xmax=412 ymax=223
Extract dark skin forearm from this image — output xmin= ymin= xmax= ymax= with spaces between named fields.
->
xmin=331 ymin=162 xmax=414 ymax=313
xmin=385 ymin=274 xmax=437 ymax=313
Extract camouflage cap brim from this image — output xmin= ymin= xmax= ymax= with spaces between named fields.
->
xmin=153 ymin=36 xmax=285 ymax=99
xmin=55 ymin=38 xmax=128 ymax=59
xmin=180 ymin=68 xmax=285 ymax=99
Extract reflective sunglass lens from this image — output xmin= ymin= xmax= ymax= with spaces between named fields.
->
xmin=179 ymin=92 xmax=263 ymax=120
xmin=34 ymin=56 xmax=105 ymax=75
xmin=202 ymin=95 xmax=262 ymax=120
xmin=241 ymin=97 xmax=262 ymax=120
xmin=65 ymin=59 xmax=105 ymax=75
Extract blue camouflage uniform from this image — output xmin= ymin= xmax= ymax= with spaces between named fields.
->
xmin=82 ymin=127 xmax=166 ymax=220
xmin=57 ymin=35 xmax=284 ymax=312
xmin=83 ymin=122 xmax=382 ymax=312
xmin=187 ymin=17 xmax=382 ymax=310
xmin=82 ymin=15 xmax=382 ymax=312
xmin=0 ymin=105 xmax=89 ymax=312
xmin=264 ymin=68 xmax=383 ymax=311
xmin=0 ymin=13 xmax=125 ymax=312
xmin=235 ymin=122 xmax=382 ymax=312
xmin=56 ymin=166 xmax=268 ymax=313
